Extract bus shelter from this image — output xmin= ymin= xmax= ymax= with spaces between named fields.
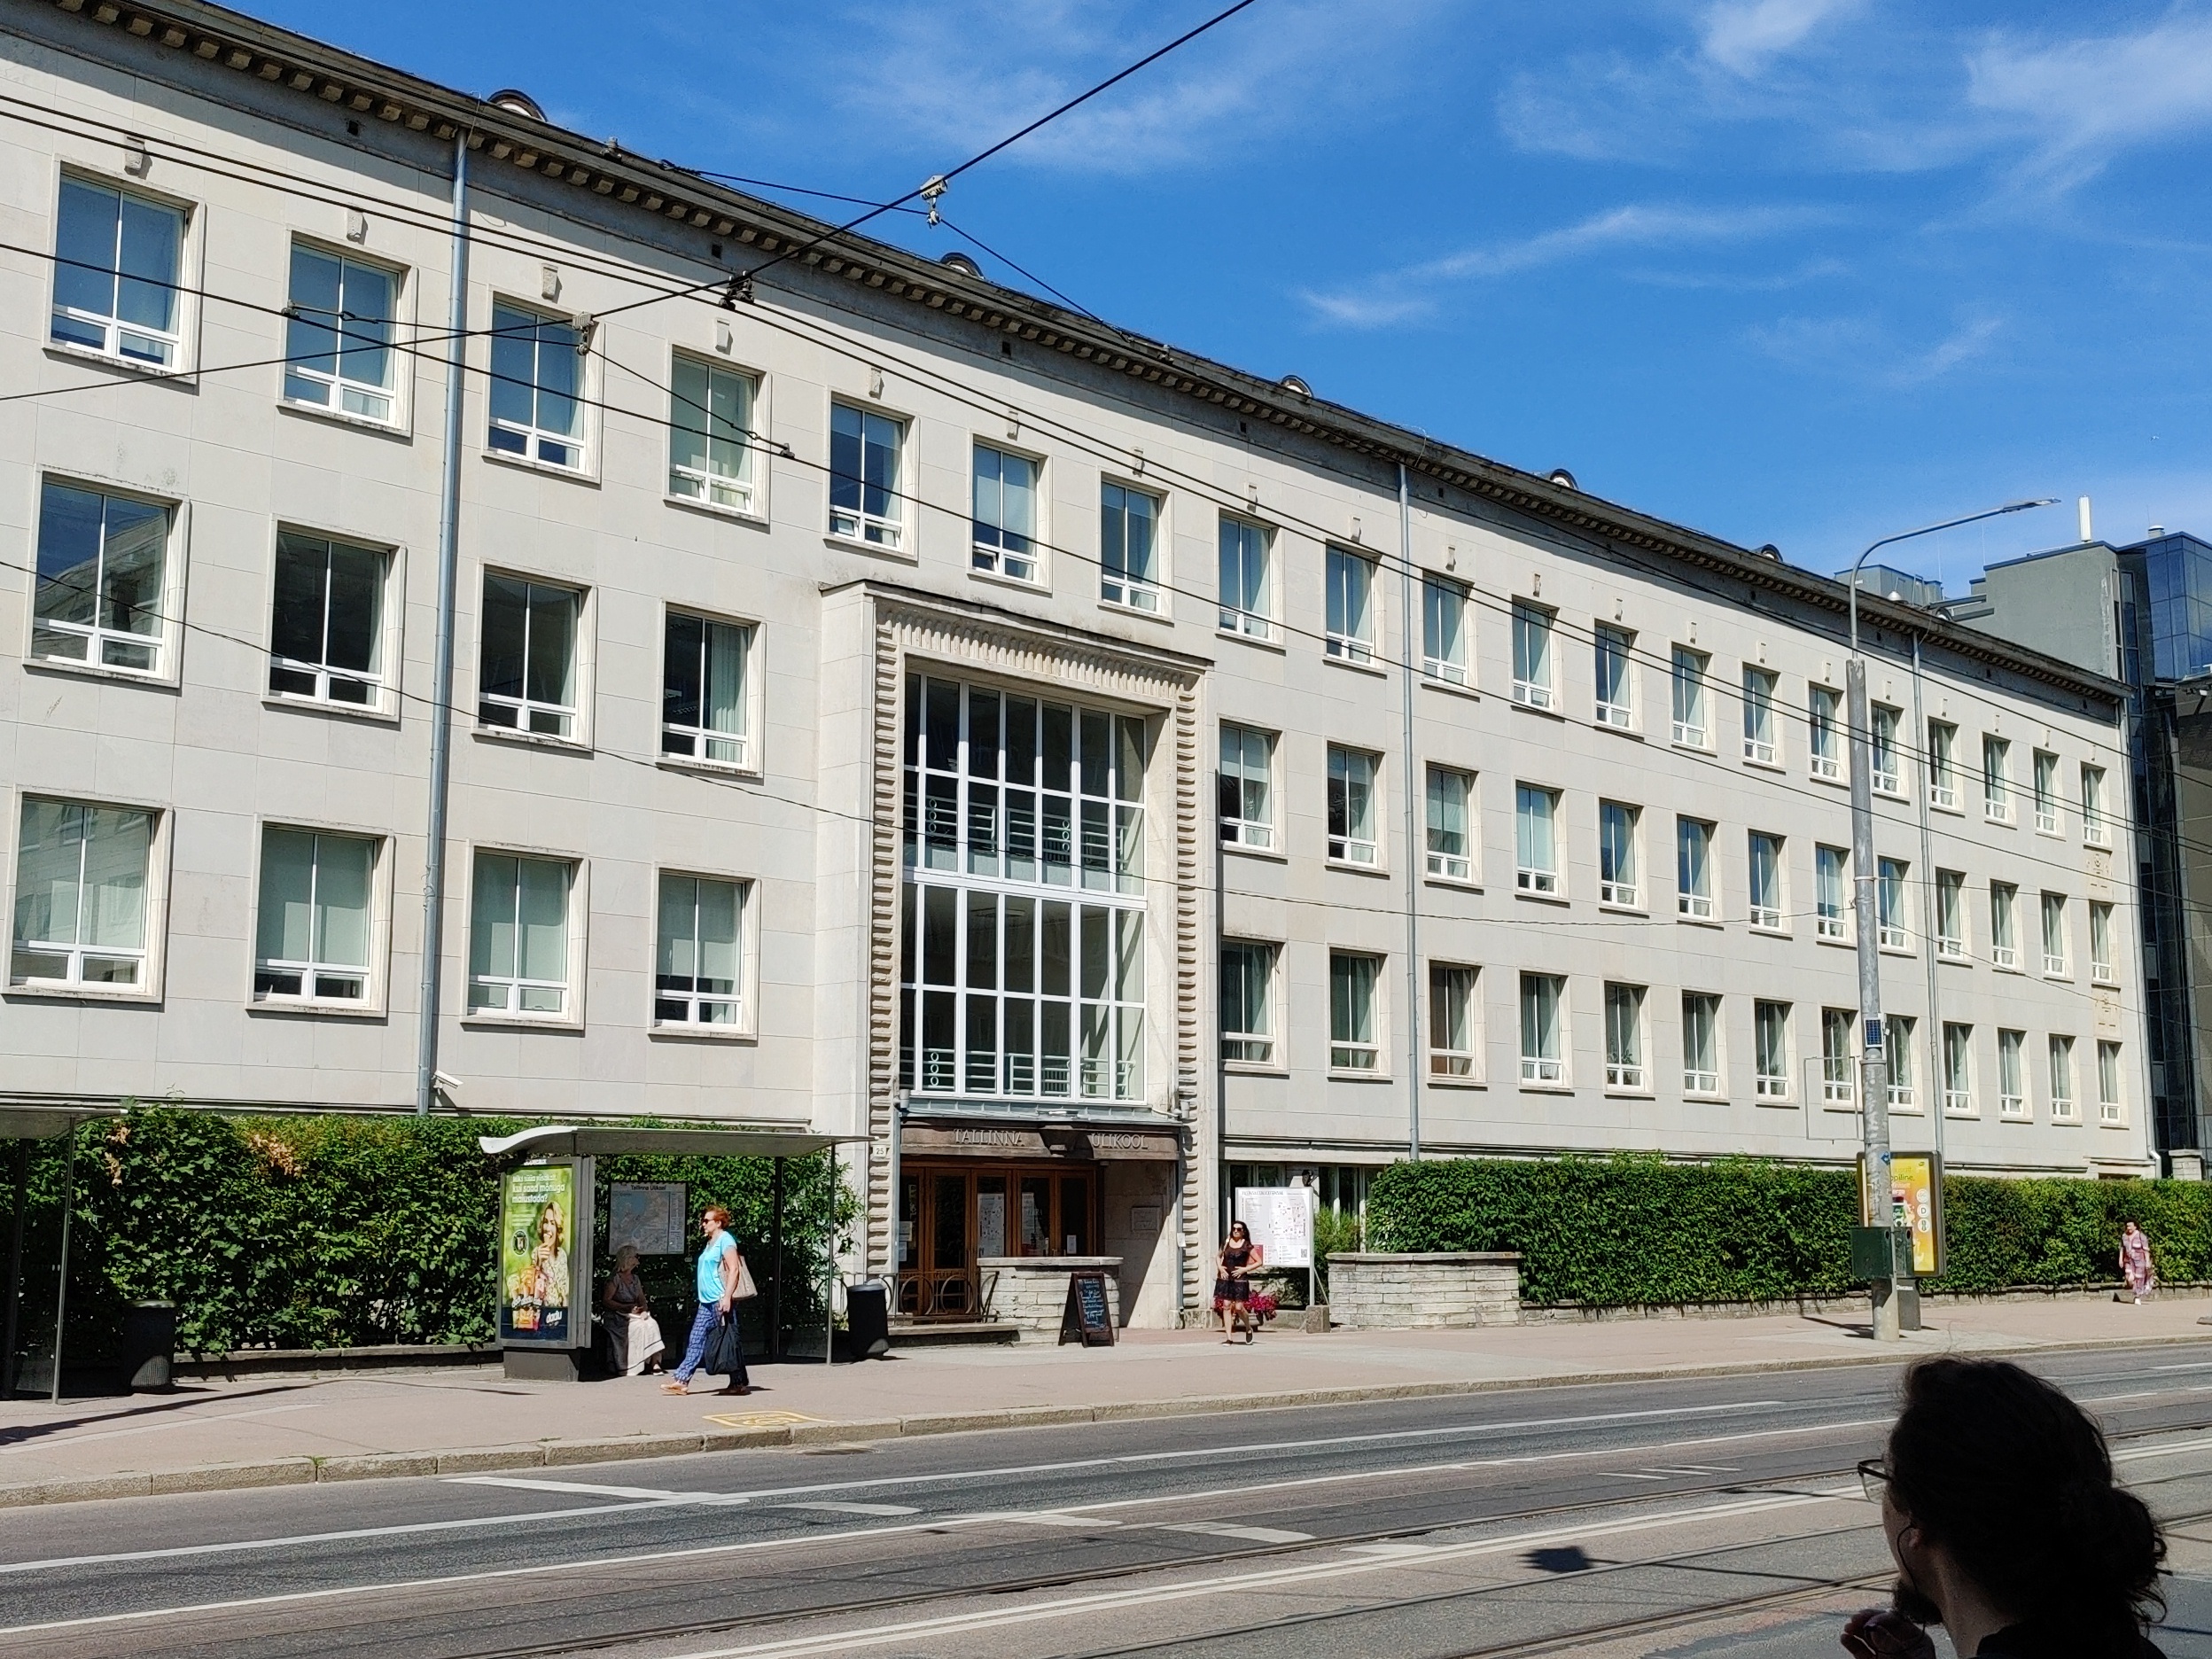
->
xmin=1 ymin=1104 xmax=126 ymax=1400
xmin=477 ymin=1123 xmax=867 ymax=1380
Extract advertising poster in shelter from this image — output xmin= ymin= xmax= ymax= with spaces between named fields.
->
xmin=1235 ymin=1187 xmax=1313 ymax=1270
xmin=501 ymin=1161 xmax=582 ymax=1344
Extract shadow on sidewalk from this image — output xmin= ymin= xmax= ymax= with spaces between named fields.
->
xmin=0 ymin=1381 xmax=308 ymax=1446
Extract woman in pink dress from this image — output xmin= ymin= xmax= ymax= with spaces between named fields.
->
xmin=2120 ymin=1220 xmax=2155 ymax=1305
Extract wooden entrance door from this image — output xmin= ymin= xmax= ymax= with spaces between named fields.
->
xmin=895 ymin=1163 xmax=1098 ymax=1320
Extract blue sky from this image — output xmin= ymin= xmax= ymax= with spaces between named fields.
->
xmin=250 ymin=0 xmax=2212 ymax=592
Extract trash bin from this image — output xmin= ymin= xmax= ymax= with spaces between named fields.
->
xmin=120 ymin=1300 xmax=177 ymax=1391
xmin=846 ymin=1281 xmax=891 ymax=1359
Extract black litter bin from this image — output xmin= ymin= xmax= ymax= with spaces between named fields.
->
xmin=120 ymin=1300 xmax=177 ymax=1391
xmin=845 ymin=1281 xmax=890 ymax=1359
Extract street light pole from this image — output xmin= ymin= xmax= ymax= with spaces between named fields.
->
xmin=1845 ymin=499 xmax=2054 ymax=1341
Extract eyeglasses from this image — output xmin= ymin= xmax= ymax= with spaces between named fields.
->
xmin=1858 ymin=1458 xmax=1891 ymax=1504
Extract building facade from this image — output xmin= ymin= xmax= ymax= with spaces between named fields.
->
xmin=0 ymin=0 xmax=2154 ymax=1330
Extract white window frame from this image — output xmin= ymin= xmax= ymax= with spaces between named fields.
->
xmin=476 ymin=570 xmax=589 ymax=742
xmin=1515 ymin=784 xmax=1561 ymax=895
xmin=7 ymin=794 xmax=167 ymax=998
xmin=659 ymin=606 xmax=759 ymax=772
xmin=282 ymin=238 xmax=406 ymax=427
xmin=971 ymin=440 xmax=1044 ymax=585
xmin=1325 ymin=546 xmax=1376 ymax=664
xmin=1218 ymin=514 xmax=1273 ymax=640
xmin=250 ymin=824 xmax=389 ymax=1011
xmin=1928 ymin=721 xmax=1958 ymax=810
xmin=1519 ymin=971 xmax=1566 ymax=1084
xmin=1676 ymin=816 xmax=1715 ymax=920
xmin=1990 ymin=883 xmax=2020 ymax=970
xmin=1511 ymin=600 xmax=1554 ymax=709
xmin=652 ymin=868 xmax=753 ymax=1034
xmin=1998 ymin=1028 xmax=2028 ymax=1118
xmin=1878 ymin=857 xmax=1910 ymax=951
xmin=1328 ymin=745 xmax=1382 ymax=867
xmin=265 ymin=526 xmax=401 ymax=718
xmin=1808 ymin=685 xmax=1842 ymax=780
xmin=49 ymin=167 xmax=194 ymax=371
xmin=1428 ymin=961 xmax=1481 ymax=1080
xmin=1604 ymin=982 xmax=1646 ymax=1089
xmin=1671 ymin=646 xmax=1710 ymax=748
xmin=2098 ymin=1040 xmax=2125 ymax=1125
xmin=1741 ymin=666 xmax=1778 ymax=764
xmin=1599 ymin=800 xmax=1640 ymax=908
xmin=1816 ymin=844 xmax=1850 ymax=941
xmin=2033 ymin=750 xmax=2061 ymax=835
xmin=1424 ymin=764 xmax=1476 ymax=883
xmin=1219 ymin=724 xmax=1276 ymax=851
xmin=2082 ymin=763 xmax=2110 ymax=847
xmin=1747 ymin=830 xmax=1785 ymax=931
xmin=465 ymin=847 xmax=585 ymax=1024
xmin=1935 ymin=869 xmax=1967 ymax=961
xmin=1983 ymin=736 xmax=2013 ymax=823
xmin=1821 ymin=1008 xmax=1857 ymax=1104
xmin=1593 ymin=625 xmax=1633 ymax=728
xmin=829 ymin=398 xmax=907 ymax=550
xmin=1681 ymin=991 xmax=1722 ymax=1096
xmin=1943 ymin=1021 xmax=1974 ymax=1117
xmin=1101 ymin=479 xmax=1164 ymax=614
xmin=1221 ymin=939 xmax=1279 ymax=1066
xmin=1754 ymin=1000 xmax=1790 ymax=1101
xmin=1328 ymin=949 xmax=1383 ymax=1073
xmin=28 ymin=476 xmax=186 ymax=683
xmin=2048 ymin=1033 xmax=2077 ymax=1121
xmin=2040 ymin=892 xmax=2069 ymax=977
xmin=2091 ymin=901 xmax=2116 ymax=985
xmin=667 ymin=351 xmax=760 ymax=516
xmin=1422 ymin=574 xmax=1469 ymax=685
xmin=1871 ymin=705 xmax=1903 ymax=797
xmin=1887 ymin=1016 xmax=1917 ymax=1111
xmin=486 ymin=297 xmax=588 ymax=471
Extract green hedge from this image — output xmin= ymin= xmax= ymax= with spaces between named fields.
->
xmin=15 ymin=1108 xmax=855 ymax=1363
xmin=1367 ymin=1155 xmax=2212 ymax=1307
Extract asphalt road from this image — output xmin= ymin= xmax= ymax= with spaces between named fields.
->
xmin=7 ymin=1344 xmax=2212 ymax=1659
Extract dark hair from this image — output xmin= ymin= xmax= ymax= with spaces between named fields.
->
xmin=1887 ymin=1358 xmax=2164 ymax=1650
xmin=1228 ymin=1221 xmax=1250 ymax=1238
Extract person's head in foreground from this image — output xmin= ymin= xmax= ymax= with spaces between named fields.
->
xmin=1844 ymin=1357 xmax=2166 ymax=1659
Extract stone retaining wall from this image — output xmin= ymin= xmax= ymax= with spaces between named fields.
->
xmin=1328 ymin=1252 xmax=1523 ymax=1328
xmin=980 ymin=1256 xmax=1123 ymax=1336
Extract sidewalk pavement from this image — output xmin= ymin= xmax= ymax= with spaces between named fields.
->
xmin=4 ymin=1295 xmax=2208 ymax=1508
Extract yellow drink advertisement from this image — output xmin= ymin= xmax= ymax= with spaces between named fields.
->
xmin=500 ymin=1162 xmax=579 ymax=1344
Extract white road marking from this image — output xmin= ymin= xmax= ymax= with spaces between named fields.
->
xmin=1341 ymin=1540 xmax=1436 ymax=1556
xmin=1597 ymin=1472 xmax=1671 ymax=1482
xmin=0 ymin=1401 xmax=322 ymax=1454
xmin=954 ymin=1511 xmax=1118 ymax=1529
xmin=448 ymin=1476 xmax=700 ymax=1500
xmin=1158 ymin=1523 xmax=1312 ymax=1546
xmin=775 ymin=1502 xmax=921 ymax=1517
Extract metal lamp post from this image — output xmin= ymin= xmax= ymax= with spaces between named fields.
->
xmin=1846 ymin=499 xmax=2055 ymax=1339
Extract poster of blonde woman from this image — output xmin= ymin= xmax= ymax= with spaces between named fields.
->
xmin=500 ymin=1162 xmax=580 ymax=1344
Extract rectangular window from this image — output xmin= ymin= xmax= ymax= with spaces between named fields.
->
xmin=283 ymin=244 xmax=395 ymax=421
xmin=51 ymin=174 xmax=183 ymax=366
xmin=661 ymin=611 xmax=752 ymax=767
xmin=2049 ymin=1034 xmax=2076 ymax=1119
xmin=1816 ymin=845 xmax=1849 ymax=940
xmin=1822 ymin=1007 xmax=1856 ymax=1104
xmin=655 ymin=872 xmax=744 ymax=1027
xmin=1593 ymin=625 xmax=1633 ymax=727
xmin=1983 ymin=736 xmax=2012 ymax=822
xmin=1998 ymin=1028 xmax=2027 ymax=1118
xmin=2091 ymin=901 xmax=2116 ymax=984
xmin=1872 ymin=705 xmax=1901 ymax=795
xmin=1329 ymin=951 xmax=1381 ymax=1071
xmin=1604 ymin=983 xmax=1645 ymax=1088
xmin=269 ymin=530 xmax=386 ymax=709
xmin=1808 ymin=685 xmax=1842 ymax=779
xmin=1755 ymin=1000 xmax=1790 ymax=1100
xmin=1671 ymin=647 xmax=1710 ymax=747
xmin=10 ymin=797 xmax=154 ymax=988
xmin=1748 ymin=831 xmax=1784 ymax=930
xmin=253 ymin=827 xmax=375 ymax=1002
xmin=669 ymin=355 xmax=757 ymax=511
xmin=1515 ymin=785 xmax=1560 ymax=894
xmin=1218 ymin=516 xmax=1271 ymax=638
xmin=1936 ymin=869 xmax=1966 ymax=960
xmin=1887 ymin=1016 xmax=1917 ymax=1110
xmin=1219 ymin=725 xmax=1274 ymax=849
xmin=1325 ymin=547 xmax=1375 ymax=662
xmin=1599 ymin=800 xmax=1640 ymax=907
xmin=1928 ymin=722 xmax=1957 ymax=810
xmin=32 ymin=479 xmax=171 ymax=674
xmin=1741 ymin=667 xmax=1778 ymax=763
xmin=1519 ymin=972 xmax=1564 ymax=1083
xmin=1425 ymin=765 xmax=1474 ymax=881
xmin=1101 ymin=482 xmax=1161 ymax=612
xmin=1220 ymin=940 xmax=1275 ymax=1064
xmin=467 ymin=851 xmax=573 ymax=1016
xmin=478 ymin=573 xmax=580 ymax=737
xmin=487 ymin=300 xmax=581 ymax=467
xmin=1878 ymin=857 xmax=1910 ymax=949
xmin=1676 ymin=817 xmax=1714 ymax=919
xmin=1936 ymin=1022 xmax=1970 ymax=1116
xmin=1511 ymin=601 xmax=1554 ymax=708
xmin=2041 ymin=892 xmax=2068 ymax=976
xmin=972 ymin=442 xmax=1040 ymax=583
xmin=1682 ymin=992 xmax=1721 ymax=1094
xmin=830 ymin=402 xmax=905 ymax=548
xmin=2098 ymin=1040 xmax=2124 ymax=1125
xmin=1328 ymin=746 xmax=1381 ymax=865
xmin=2034 ymin=751 xmax=2060 ymax=834
xmin=1422 ymin=576 xmax=1468 ymax=684
xmin=1990 ymin=882 xmax=2019 ymax=969
xmin=1429 ymin=962 xmax=1478 ymax=1079
xmin=2082 ymin=763 xmax=2110 ymax=846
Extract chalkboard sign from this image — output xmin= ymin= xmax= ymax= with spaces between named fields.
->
xmin=1060 ymin=1271 xmax=1116 ymax=1347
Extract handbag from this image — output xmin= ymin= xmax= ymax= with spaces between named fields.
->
xmin=734 ymin=1252 xmax=759 ymax=1302
xmin=707 ymin=1309 xmax=747 ymax=1375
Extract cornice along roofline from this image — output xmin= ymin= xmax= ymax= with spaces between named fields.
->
xmin=32 ymin=0 xmax=2124 ymax=713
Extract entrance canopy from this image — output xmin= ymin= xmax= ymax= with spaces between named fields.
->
xmin=478 ymin=1124 xmax=864 ymax=1160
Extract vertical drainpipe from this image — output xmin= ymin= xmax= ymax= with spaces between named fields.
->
xmin=1398 ymin=464 xmax=1421 ymax=1160
xmin=416 ymin=133 xmax=472 ymax=1115
xmin=1910 ymin=634 xmax=1943 ymax=1164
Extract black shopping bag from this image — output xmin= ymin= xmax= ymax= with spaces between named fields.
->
xmin=707 ymin=1310 xmax=746 ymax=1376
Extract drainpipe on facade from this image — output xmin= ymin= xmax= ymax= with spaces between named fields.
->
xmin=1399 ymin=464 xmax=1421 ymax=1160
xmin=1911 ymin=634 xmax=1943 ymax=1167
xmin=415 ymin=134 xmax=471 ymax=1116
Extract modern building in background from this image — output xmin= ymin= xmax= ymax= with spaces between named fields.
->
xmin=0 ymin=0 xmax=2155 ymax=1332
xmin=1946 ymin=522 xmax=2212 ymax=1168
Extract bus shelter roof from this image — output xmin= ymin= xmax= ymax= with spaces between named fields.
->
xmin=478 ymin=1124 xmax=865 ymax=1161
xmin=0 ymin=1105 xmax=125 ymax=1141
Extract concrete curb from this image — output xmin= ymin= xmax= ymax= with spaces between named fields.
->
xmin=6 ymin=1327 xmax=2208 ymax=1510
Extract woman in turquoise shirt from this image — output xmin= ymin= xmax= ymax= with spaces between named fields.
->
xmin=662 ymin=1206 xmax=751 ymax=1396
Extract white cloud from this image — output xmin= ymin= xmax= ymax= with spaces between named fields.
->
xmin=1747 ymin=311 xmax=2004 ymax=386
xmin=1701 ymin=0 xmax=1863 ymax=76
xmin=1968 ymin=14 xmax=2212 ymax=190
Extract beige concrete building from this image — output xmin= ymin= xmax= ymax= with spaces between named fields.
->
xmin=0 ymin=0 xmax=2154 ymax=1328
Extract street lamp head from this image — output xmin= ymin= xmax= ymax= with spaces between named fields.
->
xmin=2003 ymin=498 xmax=2060 ymax=512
